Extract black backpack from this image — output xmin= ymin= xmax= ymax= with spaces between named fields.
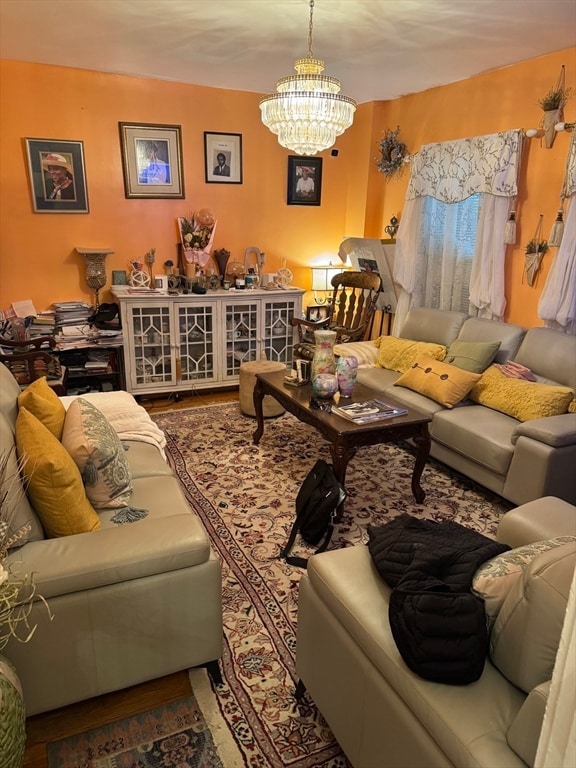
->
xmin=279 ymin=459 xmax=347 ymax=568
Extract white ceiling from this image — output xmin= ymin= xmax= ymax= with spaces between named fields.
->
xmin=1 ymin=0 xmax=574 ymax=104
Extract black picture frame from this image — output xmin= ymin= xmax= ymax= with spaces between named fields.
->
xmin=119 ymin=122 xmax=184 ymax=199
xmin=287 ymin=156 xmax=322 ymax=206
xmin=306 ymin=305 xmax=330 ymax=322
xmin=25 ymin=138 xmax=89 ymax=213
xmin=204 ymin=132 xmax=243 ymax=184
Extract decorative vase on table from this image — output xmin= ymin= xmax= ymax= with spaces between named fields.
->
xmin=311 ymin=330 xmax=337 ymax=382
xmin=336 ymin=354 xmax=358 ymax=397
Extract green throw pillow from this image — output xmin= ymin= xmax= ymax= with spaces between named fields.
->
xmin=444 ymin=340 xmax=501 ymax=373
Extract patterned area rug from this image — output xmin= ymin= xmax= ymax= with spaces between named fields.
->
xmin=46 ymin=694 xmax=235 ymax=767
xmin=150 ymin=403 xmax=512 ymax=767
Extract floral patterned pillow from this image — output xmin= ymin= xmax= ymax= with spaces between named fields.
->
xmin=62 ymin=398 xmax=133 ymax=512
xmin=472 ymin=536 xmax=576 ymax=629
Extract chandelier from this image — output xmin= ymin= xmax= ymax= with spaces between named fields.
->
xmin=259 ymin=0 xmax=356 ymax=156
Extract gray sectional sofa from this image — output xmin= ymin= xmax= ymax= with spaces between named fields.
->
xmin=1 ymin=362 xmax=223 ymax=716
xmin=335 ymin=308 xmax=576 ymax=506
xmin=296 ymin=496 xmax=576 ymax=768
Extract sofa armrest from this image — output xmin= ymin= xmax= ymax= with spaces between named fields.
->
xmin=6 ymin=514 xmax=211 ymax=599
xmin=511 ymin=414 xmax=576 ymax=447
xmin=497 ymin=497 xmax=576 ymax=547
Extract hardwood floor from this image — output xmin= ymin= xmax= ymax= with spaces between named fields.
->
xmin=23 ymin=387 xmax=239 ymax=768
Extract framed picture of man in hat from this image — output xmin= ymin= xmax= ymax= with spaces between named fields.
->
xmin=25 ymin=138 xmax=89 ymax=213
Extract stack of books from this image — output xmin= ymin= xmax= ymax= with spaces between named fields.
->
xmin=53 ymin=301 xmax=92 ymax=328
xmin=331 ymin=399 xmax=408 ymax=424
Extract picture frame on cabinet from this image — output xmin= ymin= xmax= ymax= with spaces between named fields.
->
xmin=306 ymin=305 xmax=330 ymax=322
xmin=25 ymin=138 xmax=89 ymax=213
xmin=204 ymin=132 xmax=243 ymax=184
xmin=119 ymin=122 xmax=185 ymax=199
xmin=287 ymin=156 xmax=322 ymax=206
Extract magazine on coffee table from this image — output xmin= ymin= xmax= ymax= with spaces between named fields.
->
xmin=332 ymin=399 xmax=408 ymax=424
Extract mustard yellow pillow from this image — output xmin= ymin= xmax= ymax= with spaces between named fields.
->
xmin=18 ymin=376 xmax=65 ymax=440
xmin=470 ymin=366 xmax=574 ymax=422
xmin=569 ymin=399 xmax=576 ymax=414
xmin=394 ymin=357 xmax=481 ymax=408
xmin=15 ymin=407 xmax=101 ymax=538
xmin=374 ymin=336 xmax=446 ymax=373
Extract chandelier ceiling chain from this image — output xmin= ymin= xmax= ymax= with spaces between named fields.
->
xmin=259 ymin=0 xmax=356 ymax=156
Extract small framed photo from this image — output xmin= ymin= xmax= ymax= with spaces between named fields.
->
xmin=25 ymin=138 xmax=89 ymax=213
xmin=119 ymin=122 xmax=184 ymax=199
xmin=204 ymin=132 xmax=242 ymax=184
xmin=287 ymin=156 xmax=322 ymax=206
xmin=306 ymin=305 xmax=330 ymax=322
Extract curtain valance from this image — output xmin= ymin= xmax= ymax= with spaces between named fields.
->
xmin=406 ymin=130 xmax=522 ymax=203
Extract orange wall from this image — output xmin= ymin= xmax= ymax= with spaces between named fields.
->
xmin=1 ymin=48 xmax=574 ymax=327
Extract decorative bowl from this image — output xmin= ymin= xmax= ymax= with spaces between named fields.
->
xmin=312 ymin=373 xmax=339 ymax=398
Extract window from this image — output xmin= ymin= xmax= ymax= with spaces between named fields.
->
xmin=418 ymin=193 xmax=481 ymax=312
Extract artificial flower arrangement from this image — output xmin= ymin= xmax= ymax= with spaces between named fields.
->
xmin=178 ymin=208 xmax=217 ymax=271
xmin=0 ymin=449 xmax=52 ymax=650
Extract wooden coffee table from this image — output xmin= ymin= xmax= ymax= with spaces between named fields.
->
xmin=252 ymin=370 xmax=432 ymax=514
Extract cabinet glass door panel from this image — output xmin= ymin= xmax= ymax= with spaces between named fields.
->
xmin=130 ymin=305 xmax=173 ymax=386
xmin=177 ymin=304 xmax=216 ymax=382
xmin=224 ymin=300 xmax=258 ymax=377
xmin=263 ymin=299 xmax=298 ymax=363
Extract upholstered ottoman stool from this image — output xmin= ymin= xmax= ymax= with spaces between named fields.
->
xmin=239 ymin=360 xmax=286 ymax=417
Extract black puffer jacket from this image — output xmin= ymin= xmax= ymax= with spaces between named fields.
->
xmin=368 ymin=514 xmax=509 ymax=685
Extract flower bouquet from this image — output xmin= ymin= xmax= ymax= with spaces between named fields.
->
xmin=178 ymin=208 xmax=217 ymax=273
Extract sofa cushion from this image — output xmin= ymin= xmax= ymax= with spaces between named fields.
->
xmin=472 ymin=536 xmax=576 ymax=629
xmin=394 ymin=357 xmax=481 ymax=408
xmin=374 ymin=337 xmax=446 ymax=373
xmin=490 ymin=540 xmax=576 ymax=693
xmin=431 ymin=405 xmax=516 ymax=476
xmin=444 ymin=340 xmax=501 ymax=373
xmin=513 ymin=327 xmax=576 ymax=389
xmin=399 ymin=308 xmax=468 ymax=346
xmin=15 ymin=407 xmax=101 ymax=538
xmin=456 ymin=317 xmax=526 ymax=363
xmin=470 ymin=365 xmax=573 ymax=421
xmin=62 ymin=398 xmax=133 ymax=511
xmin=17 ymin=376 xmax=66 ymax=439
xmin=0 ymin=414 xmax=45 ymax=547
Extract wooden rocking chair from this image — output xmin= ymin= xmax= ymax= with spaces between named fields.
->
xmin=291 ymin=271 xmax=382 ymax=362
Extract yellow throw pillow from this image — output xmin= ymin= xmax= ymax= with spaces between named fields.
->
xmin=394 ymin=357 xmax=481 ymax=408
xmin=18 ymin=376 xmax=66 ymax=440
xmin=375 ymin=336 xmax=446 ymax=373
xmin=15 ymin=407 xmax=101 ymax=538
xmin=470 ymin=365 xmax=574 ymax=422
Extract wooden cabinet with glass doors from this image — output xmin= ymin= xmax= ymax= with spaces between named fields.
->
xmin=114 ymin=288 xmax=304 ymax=396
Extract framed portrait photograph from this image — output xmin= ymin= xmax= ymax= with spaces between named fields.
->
xmin=287 ymin=156 xmax=322 ymax=206
xmin=119 ymin=122 xmax=184 ymax=199
xmin=204 ymin=132 xmax=242 ymax=184
xmin=306 ymin=305 xmax=330 ymax=322
xmin=25 ymin=138 xmax=89 ymax=213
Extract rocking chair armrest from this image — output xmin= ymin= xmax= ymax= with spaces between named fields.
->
xmin=291 ymin=316 xmax=330 ymax=342
xmin=0 ymin=335 xmax=56 ymax=351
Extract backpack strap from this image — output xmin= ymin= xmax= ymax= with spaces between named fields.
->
xmin=281 ymin=511 xmax=337 ymax=568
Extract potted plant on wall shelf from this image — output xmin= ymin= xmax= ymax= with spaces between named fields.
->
xmin=524 ymin=238 xmax=548 ymax=287
xmin=538 ymin=65 xmax=572 ymax=148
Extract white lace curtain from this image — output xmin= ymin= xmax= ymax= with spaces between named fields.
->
xmin=393 ymin=130 xmax=523 ymax=333
xmin=538 ymin=131 xmax=576 ymax=335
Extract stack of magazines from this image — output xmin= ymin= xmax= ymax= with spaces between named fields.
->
xmin=331 ymin=399 xmax=407 ymax=424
